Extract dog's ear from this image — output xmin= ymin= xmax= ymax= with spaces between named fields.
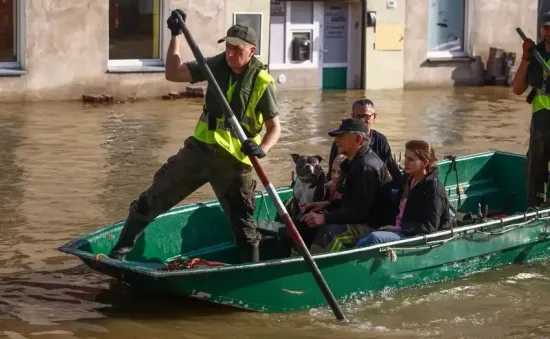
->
xmin=291 ymin=153 xmax=300 ymax=163
xmin=315 ymin=155 xmax=323 ymax=163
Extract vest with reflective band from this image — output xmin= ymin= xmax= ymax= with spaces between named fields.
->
xmin=193 ymin=55 xmax=275 ymax=166
xmin=532 ymin=57 xmax=550 ymax=114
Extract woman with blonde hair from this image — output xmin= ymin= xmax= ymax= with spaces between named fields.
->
xmin=325 ymin=154 xmax=346 ymax=200
xmin=356 ymin=140 xmax=454 ymax=247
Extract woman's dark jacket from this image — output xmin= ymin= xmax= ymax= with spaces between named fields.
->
xmin=394 ymin=167 xmax=455 ymax=236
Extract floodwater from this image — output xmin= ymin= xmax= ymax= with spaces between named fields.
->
xmin=0 ymin=86 xmax=548 ymax=338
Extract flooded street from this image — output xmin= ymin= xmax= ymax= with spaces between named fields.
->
xmin=1 ymin=86 xmax=549 ymax=338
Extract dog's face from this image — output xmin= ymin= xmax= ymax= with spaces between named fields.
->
xmin=291 ymin=153 xmax=324 ymax=182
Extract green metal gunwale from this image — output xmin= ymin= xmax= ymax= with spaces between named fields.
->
xmin=58 ymin=206 xmax=550 ymax=277
xmin=58 ymin=150 xmax=538 ymax=277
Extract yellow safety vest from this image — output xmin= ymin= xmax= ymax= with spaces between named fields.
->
xmin=193 ymin=69 xmax=275 ymax=166
xmin=532 ymin=57 xmax=550 ymax=114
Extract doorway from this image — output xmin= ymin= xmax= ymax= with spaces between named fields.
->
xmin=321 ymin=2 xmax=350 ymax=89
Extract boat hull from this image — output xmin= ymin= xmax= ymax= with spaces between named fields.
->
xmin=59 ymin=150 xmax=550 ymax=313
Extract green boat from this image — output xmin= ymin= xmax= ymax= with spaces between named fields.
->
xmin=58 ymin=150 xmax=550 ymax=313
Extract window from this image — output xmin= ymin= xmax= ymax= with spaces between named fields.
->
xmin=0 ymin=0 xmax=25 ymax=72
xmin=290 ymin=31 xmax=312 ymax=62
xmin=426 ymin=0 xmax=469 ymax=58
xmin=108 ymin=0 xmax=168 ymax=70
xmin=233 ymin=13 xmax=263 ymax=57
xmin=269 ymin=1 xmax=321 ymax=69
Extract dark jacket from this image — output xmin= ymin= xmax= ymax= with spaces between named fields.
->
xmin=325 ymin=146 xmax=394 ymax=227
xmin=394 ymin=167 xmax=454 ymax=236
xmin=328 ymin=129 xmax=403 ymax=189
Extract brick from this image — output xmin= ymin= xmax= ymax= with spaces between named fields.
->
xmin=186 ymin=84 xmax=206 ymax=97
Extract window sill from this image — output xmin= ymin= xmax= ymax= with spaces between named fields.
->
xmin=107 ymin=65 xmax=166 ymax=74
xmin=426 ymin=56 xmax=476 ymax=63
xmin=0 ymin=68 xmax=26 ymax=77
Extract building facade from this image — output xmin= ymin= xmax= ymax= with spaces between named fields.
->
xmin=269 ymin=0 xmax=537 ymax=90
xmin=403 ymin=0 xmax=538 ymax=88
xmin=0 ymin=0 xmax=271 ymax=101
xmin=0 ymin=0 xmax=541 ymax=101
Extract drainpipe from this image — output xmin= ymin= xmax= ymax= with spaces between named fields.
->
xmin=360 ymin=0 xmax=366 ymax=89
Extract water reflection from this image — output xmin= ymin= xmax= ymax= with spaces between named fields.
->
xmin=0 ymin=87 xmax=541 ymax=338
xmin=97 ymin=107 xmax=170 ymax=222
xmin=0 ymin=105 xmax=27 ymax=274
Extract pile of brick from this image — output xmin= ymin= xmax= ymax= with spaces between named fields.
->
xmin=162 ymin=84 xmax=206 ymax=100
xmin=82 ymin=84 xmax=207 ymax=103
xmin=82 ymin=94 xmax=114 ymax=103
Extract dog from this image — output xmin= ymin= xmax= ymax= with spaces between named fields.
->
xmin=278 ymin=153 xmax=327 ymax=251
xmin=290 ymin=153 xmax=327 ymax=213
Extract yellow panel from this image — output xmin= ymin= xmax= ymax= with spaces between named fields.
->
xmin=374 ymin=23 xmax=404 ymax=51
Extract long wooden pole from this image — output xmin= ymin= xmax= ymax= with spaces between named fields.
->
xmin=174 ymin=12 xmax=347 ymax=321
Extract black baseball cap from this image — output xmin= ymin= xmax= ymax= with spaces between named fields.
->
xmin=328 ymin=118 xmax=368 ymax=137
xmin=217 ymin=24 xmax=257 ymax=46
xmin=542 ymin=11 xmax=550 ymax=26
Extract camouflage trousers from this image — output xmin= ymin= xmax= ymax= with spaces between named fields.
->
xmin=109 ymin=136 xmax=261 ymax=261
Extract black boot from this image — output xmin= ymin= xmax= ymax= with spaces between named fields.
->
xmin=252 ymin=244 xmax=260 ymax=263
xmin=238 ymin=244 xmax=260 ymax=263
xmin=108 ymin=204 xmax=150 ymax=260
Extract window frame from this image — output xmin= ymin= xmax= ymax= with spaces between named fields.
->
xmin=268 ymin=1 xmax=322 ymax=70
xmin=0 ymin=0 xmax=26 ymax=72
xmin=426 ymin=0 xmax=472 ymax=59
xmin=232 ymin=12 xmax=264 ymax=58
xmin=107 ymin=0 xmax=169 ymax=71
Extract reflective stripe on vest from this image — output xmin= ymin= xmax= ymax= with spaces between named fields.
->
xmin=532 ymin=57 xmax=550 ymax=114
xmin=193 ymin=69 xmax=275 ymax=166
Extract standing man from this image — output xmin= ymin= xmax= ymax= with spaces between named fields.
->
xmin=108 ymin=9 xmax=281 ymax=263
xmin=327 ymin=99 xmax=403 ymax=189
xmin=512 ymin=11 xmax=550 ymax=208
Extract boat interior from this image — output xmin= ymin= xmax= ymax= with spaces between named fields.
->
xmin=66 ymin=151 xmax=540 ymax=268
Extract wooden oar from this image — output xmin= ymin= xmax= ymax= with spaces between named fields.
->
xmin=174 ymin=12 xmax=347 ymax=322
xmin=516 ymin=27 xmax=550 ymax=73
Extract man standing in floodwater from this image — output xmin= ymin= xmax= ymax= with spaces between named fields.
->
xmin=108 ymin=9 xmax=281 ymax=263
xmin=513 ymin=11 xmax=550 ymax=208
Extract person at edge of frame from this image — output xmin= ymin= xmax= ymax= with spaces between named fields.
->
xmin=513 ymin=11 xmax=550 ymax=209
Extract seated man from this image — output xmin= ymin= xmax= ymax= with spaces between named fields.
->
xmin=328 ymin=99 xmax=403 ymax=189
xmin=300 ymin=118 xmax=394 ymax=254
xmin=356 ymin=140 xmax=455 ymax=247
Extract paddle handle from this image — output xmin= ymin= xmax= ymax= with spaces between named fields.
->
xmin=516 ymin=27 xmax=528 ymax=41
xmin=516 ymin=27 xmax=550 ymax=74
xmin=174 ymin=12 xmax=347 ymax=322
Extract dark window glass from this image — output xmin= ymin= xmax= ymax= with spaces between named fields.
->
xmin=109 ymin=0 xmax=161 ymax=60
xmin=0 ymin=0 xmax=16 ymax=63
